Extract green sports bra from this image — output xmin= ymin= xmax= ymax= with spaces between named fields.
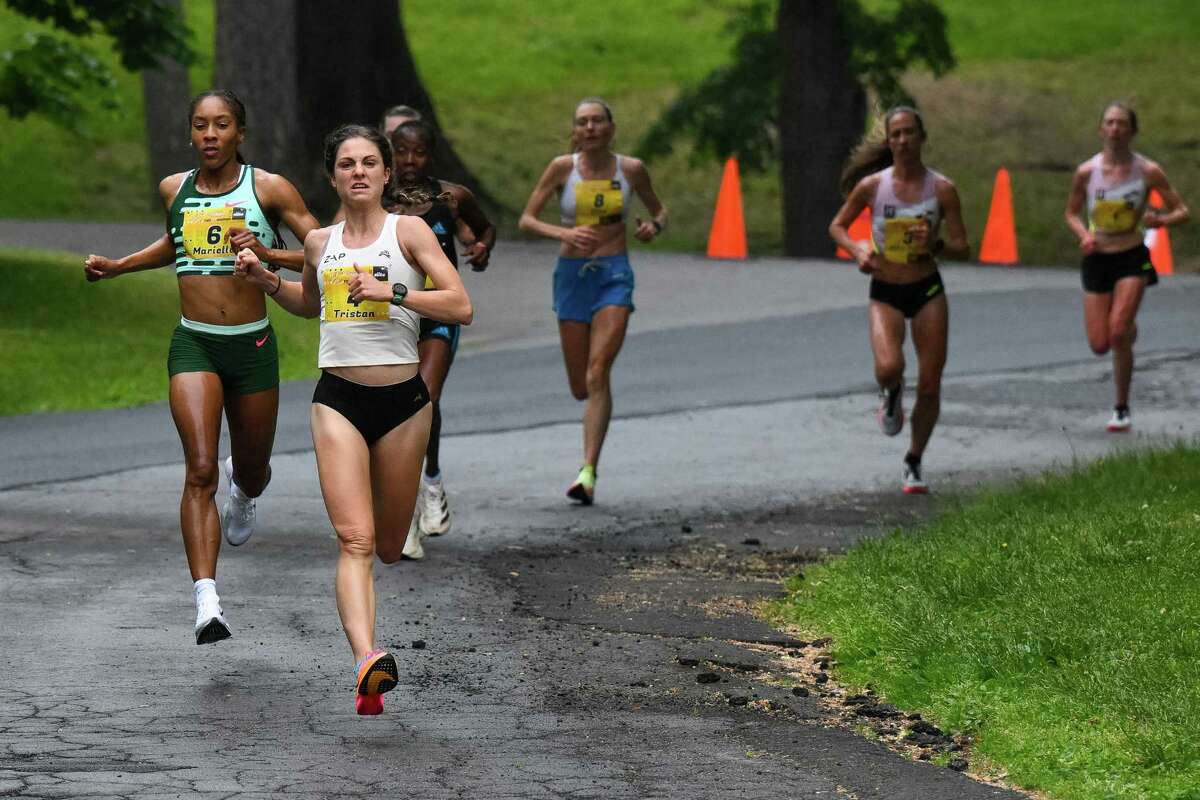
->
xmin=167 ymin=165 xmax=282 ymax=276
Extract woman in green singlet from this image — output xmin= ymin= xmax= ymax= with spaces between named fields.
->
xmin=84 ymin=90 xmax=320 ymax=646
xmin=1065 ymin=101 xmax=1189 ymax=432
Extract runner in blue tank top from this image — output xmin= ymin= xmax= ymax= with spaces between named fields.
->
xmin=1065 ymin=102 xmax=1189 ymax=432
xmin=387 ymin=120 xmax=495 ymax=555
xmin=519 ymin=98 xmax=668 ymax=505
xmin=83 ymin=91 xmax=320 ymax=646
xmin=830 ymin=107 xmax=969 ymax=495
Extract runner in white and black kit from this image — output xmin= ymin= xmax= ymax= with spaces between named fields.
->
xmin=830 ymin=107 xmax=969 ymax=494
xmin=234 ymin=124 xmax=471 ymax=714
xmin=1065 ymin=102 xmax=1189 ymax=432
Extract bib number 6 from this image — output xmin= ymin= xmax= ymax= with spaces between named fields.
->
xmin=206 ymin=225 xmax=222 ymax=245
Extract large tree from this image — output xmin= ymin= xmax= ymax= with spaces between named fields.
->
xmin=638 ymin=0 xmax=954 ymax=258
xmin=141 ymin=0 xmax=192 ymax=205
xmin=214 ymin=0 xmax=492 ymax=219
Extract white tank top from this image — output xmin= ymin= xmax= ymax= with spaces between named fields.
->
xmin=559 ymin=153 xmax=633 ymax=226
xmin=316 ymin=214 xmax=423 ymax=369
xmin=870 ymin=166 xmax=944 ymax=264
xmin=1087 ymin=152 xmax=1148 ymax=234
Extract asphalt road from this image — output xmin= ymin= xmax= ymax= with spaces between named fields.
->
xmin=3 ymin=226 xmax=1198 ymax=798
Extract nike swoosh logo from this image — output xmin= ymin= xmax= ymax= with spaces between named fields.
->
xmin=255 ymin=335 xmax=269 ymax=347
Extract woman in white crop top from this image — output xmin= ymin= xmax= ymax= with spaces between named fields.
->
xmin=1065 ymin=102 xmax=1189 ymax=432
xmin=518 ymin=97 xmax=668 ymax=505
xmin=235 ymin=125 xmax=472 ymax=715
xmin=830 ymin=106 xmax=969 ymax=495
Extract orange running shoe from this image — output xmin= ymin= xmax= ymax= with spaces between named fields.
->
xmin=355 ymin=649 xmax=398 ymax=701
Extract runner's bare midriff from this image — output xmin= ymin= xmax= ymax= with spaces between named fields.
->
xmin=178 ymin=274 xmax=268 ymax=327
xmin=1092 ymin=228 xmax=1143 ymax=255
xmin=560 ymin=221 xmax=627 ymax=259
xmin=871 ymin=257 xmax=939 ymax=285
xmin=326 ymin=363 xmax=420 ymax=386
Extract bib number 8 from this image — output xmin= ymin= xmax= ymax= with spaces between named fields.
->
xmin=594 ymin=193 xmax=605 ymax=208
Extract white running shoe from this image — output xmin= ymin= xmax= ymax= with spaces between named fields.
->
xmin=902 ymin=460 xmax=929 ymax=495
xmin=418 ymin=477 xmax=451 ymax=536
xmin=1106 ymin=407 xmax=1132 ymax=433
xmin=221 ymin=456 xmax=256 ymax=546
xmin=877 ymin=384 xmax=904 ymax=437
xmin=194 ymin=600 xmax=232 ymax=645
xmin=401 ymin=512 xmax=425 ymax=560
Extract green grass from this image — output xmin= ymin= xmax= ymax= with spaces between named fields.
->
xmin=0 ymin=250 xmax=318 ymax=415
xmin=770 ymin=446 xmax=1200 ymax=800
xmin=2 ymin=1 xmax=1199 ymax=267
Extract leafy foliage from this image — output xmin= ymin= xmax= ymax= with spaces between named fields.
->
xmin=638 ymin=0 xmax=956 ymax=171
xmin=0 ymin=0 xmax=194 ymax=132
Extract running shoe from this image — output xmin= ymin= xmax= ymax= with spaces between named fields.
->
xmin=877 ymin=383 xmax=904 ymax=437
xmin=418 ymin=477 xmax=451 ymax=536
xmin=401 ymin=512 xmax=425 ymax=560
xmin=902 ymin=459 xmax=929 ymax=495
xmin=1106 ymin=407 xmax=1132 ymax=433
xmin=221 ymin=456 xmax=256 ymax=546
xmin=355 ymin=649 xmax=398 ymax=715
xmin=567 ymin=465 xmax=596 ymax=506
xmin=194 ymin=604 xmax=232 ymax=645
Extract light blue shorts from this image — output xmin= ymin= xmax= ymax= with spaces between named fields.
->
xmin=552 ymin=254 xmax=635 ymax=323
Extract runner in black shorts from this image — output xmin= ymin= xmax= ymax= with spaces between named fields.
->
xmin=1065 ymin=102 xmax=1189 ymax=431
xmin=387 ymin=120 xmax=495 ymax=555
xmin=84 ymin=91 xmax=319 ymax=645
xmin=830 ymin=107 xmax=969 ymax=494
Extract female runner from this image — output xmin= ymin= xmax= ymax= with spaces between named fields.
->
xmin=829 ymin=106 xmax=969 ymax=494
xmin=388 ymin=120 xmax=495 ymax=551
xmin=1065 ymin=101 xmax=1189 ymax=431
xmin=518 ymin=98 xmax=667 ymax=504
xmin=84 ymin=90 xmax=319 ymax=644
xmin=234 ymin=124 xmax=471 ymax=714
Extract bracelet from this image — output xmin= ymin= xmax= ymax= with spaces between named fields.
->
xmin=267 ymin=273 xmax=283 ymax=296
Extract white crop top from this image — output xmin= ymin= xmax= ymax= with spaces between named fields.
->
xmin=1087 ymin=152 xmax=1148 ymax=235
xmin=560 ymin=153 xmax=633 ymax=227
xmin=316 ymin=214 xmax=423 ymax=369
xmin=871 ymin=166 xmax=944 ymax=265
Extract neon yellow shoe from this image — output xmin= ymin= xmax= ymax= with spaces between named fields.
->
xmin=566 ymin=465 xmax=596 ymax=506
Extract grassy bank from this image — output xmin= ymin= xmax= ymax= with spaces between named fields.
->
xmin=1 ymin=1 xmax=1197 ymax=267
xmin=0 ymin=250 xmax=318 ymax=415
xmin=770 ymin=446 xmax=1200 ymax=799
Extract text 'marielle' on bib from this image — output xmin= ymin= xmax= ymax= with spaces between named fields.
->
xmin=883 ymin=217 xmax=932 ymax=264
xmin=181 ymin=206 xmax=248 ymax=259
xmin=574 ymin=179 xmax=624 ymax=226
xmin=322 ymin=266 xmax=390 ymax=322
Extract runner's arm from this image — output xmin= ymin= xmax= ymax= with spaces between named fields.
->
xmin=233 ymin=229 xmax=323 ymax=318
xmin=84 ymin=174 xmax=187 ymax=281
xmin=1143 ymin=163 xmax=1189 ymax=228
xmin=227 ymin=171 xmax=319 ymax=273
xmin=1064 ymin=163 xmax=1093 ymax=247
xmin=626 ymin=158 xmax=667 ymax=242
xmin=935 ymin=179 xmax=970 ymax=261
xmin=518 ymin=157 xmax=580 ymax=244
xmin=450 ymin=184 xmax=496 ymax=270
xmin=829 ymin=177 xmax=877 ymax=271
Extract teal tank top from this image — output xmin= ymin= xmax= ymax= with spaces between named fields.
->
xmin=168 ymin=165 xmax=282 ymax=276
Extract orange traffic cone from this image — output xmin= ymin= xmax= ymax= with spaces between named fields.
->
xmin=1145 ymin=189 xmax=1174 ymax=275
xmin=707 ymin=157 xmax=747 ymax=260
xmin=979 ymin=167 xmax=1018 ymax=265
xmin=836 ymin=206 xmax=871 ymax=260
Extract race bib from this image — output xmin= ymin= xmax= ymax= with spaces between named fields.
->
xmin=883 ymin=217 xmax=931 ymax=264
xmin=181 ymin=206 xmax=247 ymax=259
xmin=574 ymin=179 xmax=624 ymax=226
xmin=322 ymin=266 xmax=390 ymax=322
xmin=1091 ymin=199 xmax=1138 ymax=234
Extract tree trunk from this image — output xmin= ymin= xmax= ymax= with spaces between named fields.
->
xmin=777 ymin=0 xmax=865 ymax=258
xmin=215 ymin=0 xmax=494 ymax=221
xmin=141 ymin=0 xmax=192 ymax=211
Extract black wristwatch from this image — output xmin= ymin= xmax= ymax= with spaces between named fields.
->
xmin=390 ymin=282 xmax=408 ymax=306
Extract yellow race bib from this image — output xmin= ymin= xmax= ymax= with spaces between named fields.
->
xmin=1091 ymin=199 xmax=1138 ymax=234
xmin=574 ymin=179 xmax=624 ymax=226
xmin=322 ymin=266 xmax=390 ymax=322
xmin=883 ymin=217 xmax=931 ymax=264
xmin=181 ymin=206 xmax=248 ymax=259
